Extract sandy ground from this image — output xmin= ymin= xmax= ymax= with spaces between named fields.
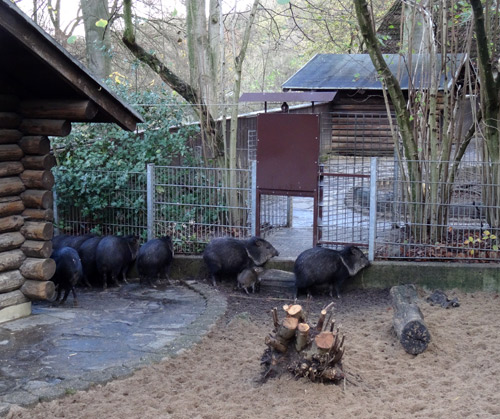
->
xmin=7 ymin=284 xmax=500 ymax=419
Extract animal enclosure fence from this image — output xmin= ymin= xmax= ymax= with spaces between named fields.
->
xmin=53 ymin=126 xmax=500 ymax=261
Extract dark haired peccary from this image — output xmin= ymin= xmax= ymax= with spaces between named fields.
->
xmin=136 ymin=236 xmax=174 ymax=287
xmin=203 ymin=236 xmax=279 ymax=286
xmin=237 ymin=266 xmax=264 ymax=294
xmin=96 ymin=235 xmax=140 ymax=289
xmin=294 ymin=246 xmax=370 ymax=298
xmin=50 ymin=246 xmax=83 ymax=306
xmin=78 ymin=236 xmax=103 ymax=287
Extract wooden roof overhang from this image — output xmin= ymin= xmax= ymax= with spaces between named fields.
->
xmin=0 ymin=0 xmax=143 ymax=131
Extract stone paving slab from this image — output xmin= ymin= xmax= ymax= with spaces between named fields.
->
xmin=0 ymin=280 xmax=227 ymax=416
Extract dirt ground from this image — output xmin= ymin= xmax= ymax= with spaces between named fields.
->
xmin=6 ymin=282 xmax=500 ymax=419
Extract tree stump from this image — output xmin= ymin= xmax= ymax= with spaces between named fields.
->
xmin=390 ymin=284 xmax=431 ymax=355
xmin=261 ymin=302 xmax=345 ymax=384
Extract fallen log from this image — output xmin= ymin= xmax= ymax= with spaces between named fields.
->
xmin=390 ymin=284 xmax=431 ymax=355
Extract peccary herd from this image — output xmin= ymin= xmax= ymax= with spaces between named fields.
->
xmin=50 ymin=232 xmax=370 ymax=306
xmin=50 ymin=233 xmax=172 ymax=306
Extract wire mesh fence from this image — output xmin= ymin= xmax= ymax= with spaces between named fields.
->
xmin=151 ymin=165 xmax=252 ymax=254
xmin=53 ymin=155 xmax=500 ymax=261
xmin=373 ymin=159 xmax=500 ymax=262
xmin=53 ymin=169 xmax=148 ymax=239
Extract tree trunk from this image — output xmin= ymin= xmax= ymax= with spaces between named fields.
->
xmin=81 ymin=0 xmax=111 ymax=80
xmin=390 ymin=284 xmax=431 ymax=355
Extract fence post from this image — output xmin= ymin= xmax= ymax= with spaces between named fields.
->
xmin=251 ymin=160 xmax=257 ymax=236
xmin=147 ymin=163 xmax=154 ymax=241
xmin=368 ymin=157 xmax=378 ymax=261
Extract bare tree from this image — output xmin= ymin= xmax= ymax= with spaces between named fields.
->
xmin=354 ymin=0 xmax=476 ymax=242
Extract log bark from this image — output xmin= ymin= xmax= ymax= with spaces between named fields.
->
xmin=21 ymin=221 xmax=53 ymax=241
xmin=20 ymin=170 xmax=55 ymax=189
xmin=390 ymin=284 xmax=431 ymax=355
xmin=19 ymin=100 xmax=98 ymax=120
xmin=0 ymin=269 xmax=25 ymax=293
xmin=0 ymin=95 xmax=19 ymax=111
xmin=21 ymin=154 xmax=56 ymax=170
xmin=20 ymin=189 xmax=53 ymax=209
xmin=0 ymin=289 xmax=29 ymax=309
xmin=0 ymin=112 xmax=21 ymax=128
xmin=0 ymin=231 xmax=25 ymax=252
xmin=20 ymin=279 xmax=55 ymax=301
xmin=0 ymin=161 xmax=24 ymax=177
xmin=0 ymin=177 xmax=26 ymax=197
xmin=22 ymin=208 xmax=54 ymax=221
xmin=265 ymin=335 xmax=287 ymax=353
xmin=276 ymin=316 xmax=299 ymax=342
xmin=0 ymin=196 xmax=25 ymax=217
xmin=0 ymin=249 xmax=26 ymax=273
xmin=0 ymin=129 xmax=22 ymax=143
xmin=19 ymin=257 xmax=56 ymax=281
xmin=0 ymin=144 xmax=23 ymax=160
xmin=18 ymin=136 xmax=50 ymax=155
xmin=295 ymin=323 xmax=310 ymax=352
xmin=0 ymin=215 xmax=24 ymax=233
xmin=21 ymin=240 xmax=53 ymax=258
xmin=19 ymin=119 xmax=71 ymax=137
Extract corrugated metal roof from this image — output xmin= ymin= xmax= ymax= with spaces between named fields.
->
xmin=239 ymin=91 xmax=336 ymax=102
xmin=282 ymin=53 xmax=467 ymax=91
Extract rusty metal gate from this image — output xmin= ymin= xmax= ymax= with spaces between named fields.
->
xmin=256 ymin=113 xmax=320 ymax=243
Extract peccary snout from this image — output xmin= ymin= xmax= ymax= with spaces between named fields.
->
xmin=294 ymin=245 xmax=370 ymax=299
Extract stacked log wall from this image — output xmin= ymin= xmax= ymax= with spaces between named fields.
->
xmin=0 ymin=94 xmax=63 ymax=323
xmin=0 ymin=94 xmax=30 ymax=322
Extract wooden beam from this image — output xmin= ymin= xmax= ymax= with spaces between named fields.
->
xmin=0 ymin=2 xmax=142 ymax=131
xmin=19 ymin=119 xmax=71 ymax=137
xmin=0 ymin=161 xmax=24 ymax=177
xmin=19 ymin=100 xmax=98 ymax=120
xmin=0 ymin=144 xmax=24 ymax=161
xmin=0 ymin=196 xmax=25 ymax=217
xmin=19 ymin=136 xmax=50 ymax=155
xmin=21 ymin=154 xmax=56 ymax=170
xmin=0 ymin=129 xmax=22 ymax=143
xmin=0 ymin=177 xmax=26 ymax=197
xmin=0 ymin=112 xmax=21 ymax=128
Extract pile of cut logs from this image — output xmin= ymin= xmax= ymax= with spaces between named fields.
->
xmin=261 ymin=302 xmax=345 ymax=383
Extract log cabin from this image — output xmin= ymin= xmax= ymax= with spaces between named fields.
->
xmin=0 ymin=0 xmax=143 ymax=323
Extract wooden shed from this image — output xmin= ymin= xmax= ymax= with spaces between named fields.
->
xmin=0 ymin=0 xmax=143 ymax=324
xmin=281 ymin=53 xmax=472 ymax=156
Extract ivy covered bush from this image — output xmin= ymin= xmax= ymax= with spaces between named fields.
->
xmin=52 ymin=82 xmax=201 ymax=237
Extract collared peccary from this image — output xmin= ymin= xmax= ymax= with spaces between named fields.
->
xmin=294 ymin=246 xmax=370 ymax=298
xmin=50 ymin=246 xmax=82 ymax=306
xmin=203 ymin=236 xmax=279 ymax=286
xmin=95 ymin=235 xmax=139 ymax=289
xmin=78 ymin=236 xmax=103 ymax=287
xmin=136 ymin=236 xmax=174 ymax=286
xmin=237 ymin=266 xmax=264 ymax=294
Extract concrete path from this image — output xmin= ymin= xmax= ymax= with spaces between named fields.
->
xmin=0 ymin=281 xmax=227 ymax=416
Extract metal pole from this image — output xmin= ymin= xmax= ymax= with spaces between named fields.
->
xmin=146 ymin=163 xmax=154 ymax=241
xmin=368 ymin=157 xmax=378 ymax=261
xmin=251 ymin=160 xmax=257 ymax=236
